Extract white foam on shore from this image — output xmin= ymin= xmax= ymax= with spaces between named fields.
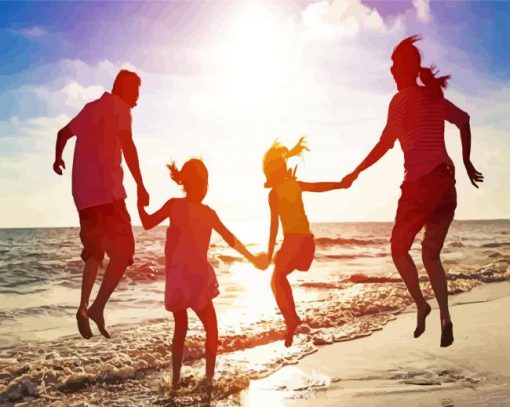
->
xmin=1 ymin=256 xmax=509 ymax=405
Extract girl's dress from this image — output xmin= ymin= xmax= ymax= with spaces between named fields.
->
xmin=164 ymin=198 xmax=220 ymax=312
xmin=272 ymin=177 xmax=315 ymax=273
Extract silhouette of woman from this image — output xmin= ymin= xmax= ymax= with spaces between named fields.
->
xmin=341 ymin=36 xmax=483 ymax=347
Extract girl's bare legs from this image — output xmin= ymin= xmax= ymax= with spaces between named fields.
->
xmin=171 ymin=310 xmax=188 ymax=389
xmin=391 ymin=250 xmax=431 ymax=338
xmin=195 ymin=302 xmax=218 ymax=382
xmin=271 ymin=267 xmax=300 ymax=347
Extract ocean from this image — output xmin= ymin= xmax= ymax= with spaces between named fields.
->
xmin=0 ymin=220 xmax=509 ymax=404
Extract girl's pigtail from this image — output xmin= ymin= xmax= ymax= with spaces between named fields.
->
xmin=286 ymin=136 xmax=309 ymax=159
xmin=167 ymin=161 xmax=182 ymax=185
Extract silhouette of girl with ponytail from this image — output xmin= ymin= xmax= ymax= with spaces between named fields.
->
xmin=263 ymin=137 xmax=345 ymax=347
xmin=341 ymin=36 xmax=483 ymax=347
xmin=137 ymin=158 xmax=266 ymax=390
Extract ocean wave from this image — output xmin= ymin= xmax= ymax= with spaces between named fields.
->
xmin=481 ymin=242 xmax=510 ymax=248
xmin=315 ymin=237 xmax=387 ymax=248
xmin=0 ymin=304 xmax=76 ymax=320
xmin=317 ymin=253 xmax=388 ymax=261
xmin=4 ymin=262 xmax=507 ymax=405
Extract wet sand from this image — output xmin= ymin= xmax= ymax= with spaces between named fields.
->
xmin=1 ymin=222 xmax=509 ymax=405
xmin=243 ymin=282 xmax=510 ymax=406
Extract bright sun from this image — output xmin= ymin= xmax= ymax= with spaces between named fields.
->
xmin=222 ymin=2 xmax=291 ymax=108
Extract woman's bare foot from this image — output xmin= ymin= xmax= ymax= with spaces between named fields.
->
xmin=76 ymin=307 xmax=92 ymax=339
xmin=284 ymin=318 xmax=301 ymax=347
xmin=440 ymin=319 xmax=454 ymax=347
xmin=414 ymin=302 xmax=432 ymax=338
xmin=88 ymin=305 xmax=111 ymax=339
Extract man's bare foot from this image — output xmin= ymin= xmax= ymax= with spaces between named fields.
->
xmin=88 ymin=305 xmax=111 ymax=339
xmin=414 ymin=302 xmax=432 ymax=338
xmin=76 ymin=307 xmax=92 ymax=339
xmin=284 ymin=318 xmax=301 ymax=347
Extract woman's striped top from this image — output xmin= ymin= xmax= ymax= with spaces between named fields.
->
xmin=380 ymin=86 xmax=470 ymax=181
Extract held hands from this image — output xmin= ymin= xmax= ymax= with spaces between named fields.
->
xmin=339 ymin=170 xmax=359 ymax=189
xmin=464 ymin=160 xmax=484 ymax=188
xmin=252 ymin=252 xmax=270 ymax=270
xmin=53 ymin=158 xmax=66 ymax=175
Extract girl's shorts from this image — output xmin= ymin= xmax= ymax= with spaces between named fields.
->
xmin=275 ymin=233 xmax=315 ymax=274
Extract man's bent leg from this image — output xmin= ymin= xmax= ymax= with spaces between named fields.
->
xmin=89 ymin=200 xmax=135 ymax=338
xmin=88 ymin=257 xmax=130 ymax=338
xmin=76 ymin=258 xmax=100 ymax=339
xmin=77 ymin=205 xmax=106 ymax=339
xmin=80 ymin=257 xmax=101 ymax=309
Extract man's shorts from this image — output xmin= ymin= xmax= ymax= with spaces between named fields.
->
xmin=275 ymin=233 xmax=315 ymax=274
xmin=391 ymin=163 xmax=457 ymax=255
xmin=78 ymin=200 xmax=135 ymax=265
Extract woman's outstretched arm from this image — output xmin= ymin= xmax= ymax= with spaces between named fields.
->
xmin=137 ymin=199 xmax=173 ymax=230
xmin=341 ymin=95 xmax=401 ymax=188
xmin=340 ymin=141 xmax=392 ymax=188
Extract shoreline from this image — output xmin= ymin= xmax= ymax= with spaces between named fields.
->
xmin=1 ymin=218 xmax=508 ymax=230
xmin=0 ymin=282 xmax=509 ymax=405
xmin=1 ymin=223 xmax=509 ymax=405
xmin=240 ymin=281 xmax=510 ymax=406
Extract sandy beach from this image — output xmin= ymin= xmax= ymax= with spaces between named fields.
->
xmin=1 ymin=222 xmax=509 ymax=406
xmin=242 ymin=282 xmax=510 ymax=406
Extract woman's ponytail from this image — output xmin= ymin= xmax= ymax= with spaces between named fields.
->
xmin=419 ymin=65 xmax=450 ymax=98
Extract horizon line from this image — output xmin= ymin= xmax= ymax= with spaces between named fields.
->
xmin=1 ymin=218 xmax=509 ymax=230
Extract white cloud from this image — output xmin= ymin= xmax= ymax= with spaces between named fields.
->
xmin=301 ymin=0 xmax=386 ymax=40
xmin=14 ymin=26 xmax=47 ymax=38
xmin=412 ymin=0 xmax=431 ymax=23
xmin=0 ymin=2 xmax=508 ymax=226
xmin=61 ymin=82 xmax=105 ymax=110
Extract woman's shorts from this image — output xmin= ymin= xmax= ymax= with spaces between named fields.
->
xmin=391 ymin=163 xmax=457 ymax=256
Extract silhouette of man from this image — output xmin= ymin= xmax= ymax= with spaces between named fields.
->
xmin=53 ymin=70 xmax=149 ymax=339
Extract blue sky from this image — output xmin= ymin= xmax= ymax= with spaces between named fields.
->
xmin=1 ymin=1 xmax=508 ymax=88
xmin=0 ymin=0 xmax=509 ymax=227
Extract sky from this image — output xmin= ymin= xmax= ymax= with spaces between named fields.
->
xmin=0 ymin=0 xmax=509 ymax=228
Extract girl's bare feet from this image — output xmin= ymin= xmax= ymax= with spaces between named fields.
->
xmin=284 ymin=317 xmax=301 ymax=347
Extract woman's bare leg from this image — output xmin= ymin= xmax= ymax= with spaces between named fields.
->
xmin=392 ymin=250 xmax=431 ymax=337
